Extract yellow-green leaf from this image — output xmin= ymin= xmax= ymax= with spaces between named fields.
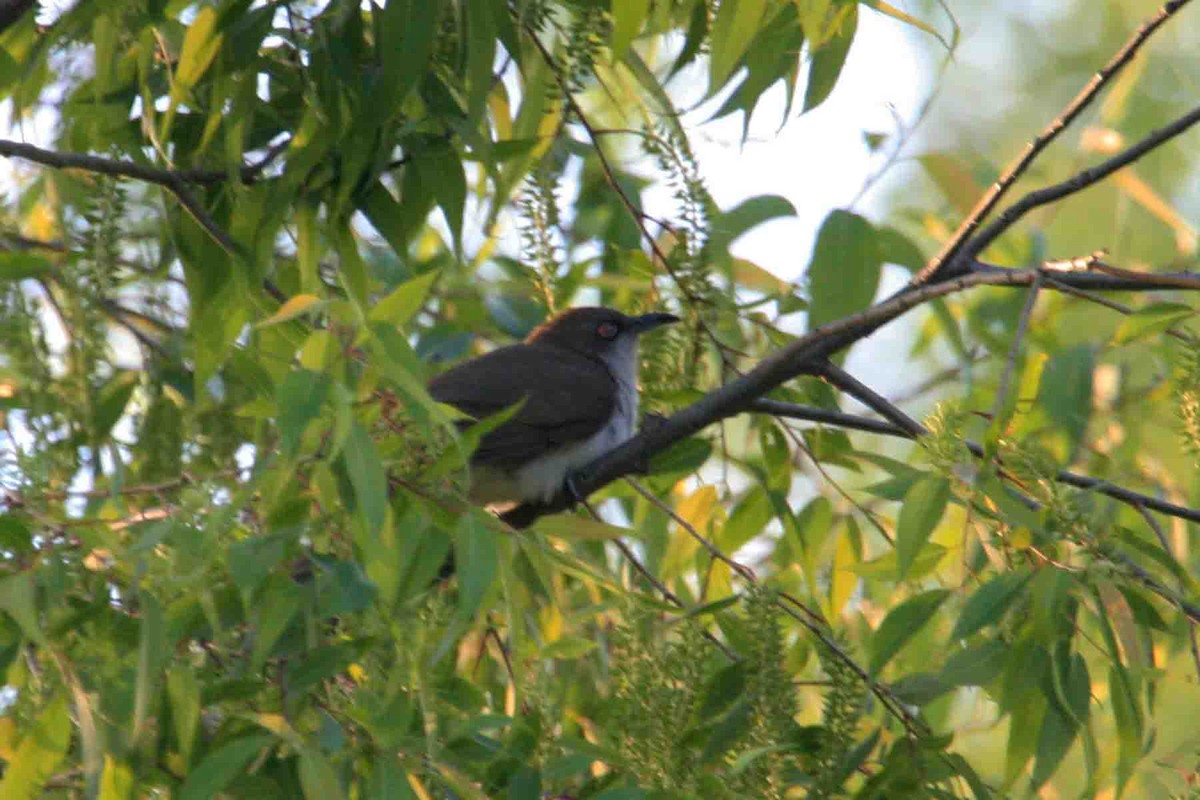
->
xmin=709 ymin=0 xmax=768 ymax=92
xmin=368 ymin=270 xmax=440 ymax=328
xmin=257 ymin=294 xmax=325 ymax=328
xmin=611 ymin=0 xmax=650 ymax=60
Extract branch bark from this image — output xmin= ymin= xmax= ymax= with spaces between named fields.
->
xmin=914 ymin=0 xmax=1194 ymax=285
xmin=503 ymin=261 xmax=1200 ymax=529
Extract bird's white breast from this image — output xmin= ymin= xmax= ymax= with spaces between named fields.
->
xmin=475 ymin=334 xmax=641 ymax=506
xmin=511 ymin=339 xmax=638 ymax=503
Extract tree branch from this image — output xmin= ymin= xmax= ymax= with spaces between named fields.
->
xmin=503 ymin=261 xmax=1200 ymax=529
xmin=955 ymin=102 xmax=1200 ymax=269
xmin=913 ymin=0 xmax=1194 ymax=285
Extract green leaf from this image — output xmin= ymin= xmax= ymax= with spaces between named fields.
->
xmin=806 ymin=210 xmax=881 ymax=350
xmin=300 ymin=748 xmax=346 ymax=800
xmin=179 ymin=735 xmax=274 ymax=800
xmin=940 ymin=638 xmax=1008 ymax=688
xmin=369 ymin=270 xmax=440 ymax=328
xmin=1038 ymin=345 xmax=1093 ymax=459
xmin=610 ymin=0 xmax=650 ymax=61
xmin=708 ymin=0 xmax=769 ymax=92
xmin=709 ymin=195 xmax=797 ymax=257
xmin=804 ymin=3 xmax=857 ymax=111
xmin=1031 ymin=654 xmax=1090 ymax=789
xmin=0 ymin=695 xmax=70 ymax=798
xmin=895 ymin=476 xmax=950 ymax=580
xmin=167 ymin=667 xmax=202 ymax=768
xmin=951 ymin=570 xmax=1032 ymax=640
xmin=541 ymin=637 xmax=597 ymax=660
xmin=0 ymin=251 xmax=52 ymax=281
xmin=277 ymin=370 xmax=331 ymax=454
xmin=455 ymin=512 xmax=497 ymax=621
xmin=0 ymin=571 xmax=43 ymax=645
xmin=377 ymin=0 xmax=441 ymax=110
xmin=342 ymin=420 xmax=388 ymax=534
xmin=890 ymin=672 xmax=951 ymax=706
xmin=249 ymin=577 xmax=303 ymax=671
xmin=536 ymin=515 xmax=632 ymax=541
xmin=412 ymin=141 xmax=466 ymax=254
xmin=869 ymin=589 xmax=950 ymax=675
xmin=1112 ymin=302 xmax=1194 ymax=344
xmin=847 ymin=542 xmax=946 ymax=581
xmin=648 ymin=436 xmax=712 ymax=476
xmin=132 ymin=593 xmax=165 ymax=745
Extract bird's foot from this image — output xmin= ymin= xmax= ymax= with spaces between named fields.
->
xmin=563 ymin=473 xmax=586 ymax=509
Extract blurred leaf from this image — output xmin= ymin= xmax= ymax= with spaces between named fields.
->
xmin=179 ymin=735 xmax=274 ymax=800
xmin=709 ymin=0 xmax=769 ymax=92
xmin=803 ymin=3 xmax=856 ymax=111
xmin=610 ymin=0 xmax=649 ymax=60
xmin=940 ymin=638 xmax=1008 ymax=688
xmin=98 ymin=756 xmax=134 ymax=800
xmin=258 ymin=294 xmax=325 ymax=328
xmin=0 ymin=695 xmax=70 ymax=799
xmin=0 ymin=251 xmax=52 ymax=281
xmin=648 ymin=436 xmax=712 ymax=476
xmin=342 ymin=420 xmax=388 ymax=534
xmin=369 ymin=270 xmax=440 ymax=328
xmin=300 ymin=748 xmax=346 ymax=800
xmin=542 ymin=637 xmax=597 ymax=660
xmin=951 ymin=570 xmax=1032 ymax=640
xmin=455 ymin=512 xmax=497 ymax=621
xmin=0 ymin=572 xmax=43 ymax=645
xmin=537 ymin=515 xmax=633 ymax=541
xmin=709 ymin=195 xmax=797 ymax=257
xmin=847 ymin=543 xmax=946 ymax=580
xmin=919 ymin=153 xmax=982 ymax=216
xmin=807 ymin=210 xmax=881 ymax=350
xmin=277 ymin=370 xmax=331 ymax=454
xmin=869 ymin=589 xmax=950 ymax=675
xmin=1111 ymin=302 xmax=1194 ymax=344
xmin=895 ymin=476 xmax=949 ymax=580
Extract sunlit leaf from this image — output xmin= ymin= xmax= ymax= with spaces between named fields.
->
xmin=869 ymin=589 xmax=950 ymax=675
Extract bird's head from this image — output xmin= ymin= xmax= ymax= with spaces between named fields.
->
xmin=526 ymin=307 xmax=679 ymax=362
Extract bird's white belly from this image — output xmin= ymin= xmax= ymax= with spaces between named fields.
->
xmin=511 ymin=404 xmax=634 ymax=502
xmin=470 ymin=383 xmax=637 ymax=507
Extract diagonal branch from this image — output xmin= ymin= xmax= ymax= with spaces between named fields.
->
xmin=913 ymin=0 xmax=1194 ymax=285
xmin=953 ymin=103 xmax=1200 ymax=270
xmin=501 ymin=262 xmax=1200 ymax=529
xmin=807 ymin=365 xmax=1200 ymax=622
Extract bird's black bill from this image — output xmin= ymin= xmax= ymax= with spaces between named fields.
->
xmin=630 ymin=312 xmax=680 ymax=332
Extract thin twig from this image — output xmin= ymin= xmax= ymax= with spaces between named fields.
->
xmin=624 ymin=477 xmax=756 ymax=581
xmin=956 ymin=103 xmax=1200 ymax=268
xmin=913 ymin=0 xmax=1195 ymax=285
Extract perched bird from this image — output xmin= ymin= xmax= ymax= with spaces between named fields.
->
xmin=428 ymin=306 xmax=679 ymax=507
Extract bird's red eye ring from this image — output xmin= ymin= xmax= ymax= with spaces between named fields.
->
xmin=596 ymin=321 xmax=619 ymax=340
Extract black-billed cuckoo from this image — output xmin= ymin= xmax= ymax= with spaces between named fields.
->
xmin=429 ymin=306 xmax=679 ymax=506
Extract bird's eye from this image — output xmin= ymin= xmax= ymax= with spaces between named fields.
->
xmin=596 ymin=321 xmax=619 ymax=340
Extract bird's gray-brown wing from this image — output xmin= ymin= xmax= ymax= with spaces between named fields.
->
xmin=427 ymin=344 xmax=617 ymax=468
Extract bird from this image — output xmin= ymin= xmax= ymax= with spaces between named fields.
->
xmin=428 ymin=306 xmax=679 ymax=507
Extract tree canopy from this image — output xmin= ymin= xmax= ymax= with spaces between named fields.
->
xmin=1 ymin=0 xmax=1200 ymax=798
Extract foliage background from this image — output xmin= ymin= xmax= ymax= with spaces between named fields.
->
xmin=0 ymin=0 xmax=1199 ymax=798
